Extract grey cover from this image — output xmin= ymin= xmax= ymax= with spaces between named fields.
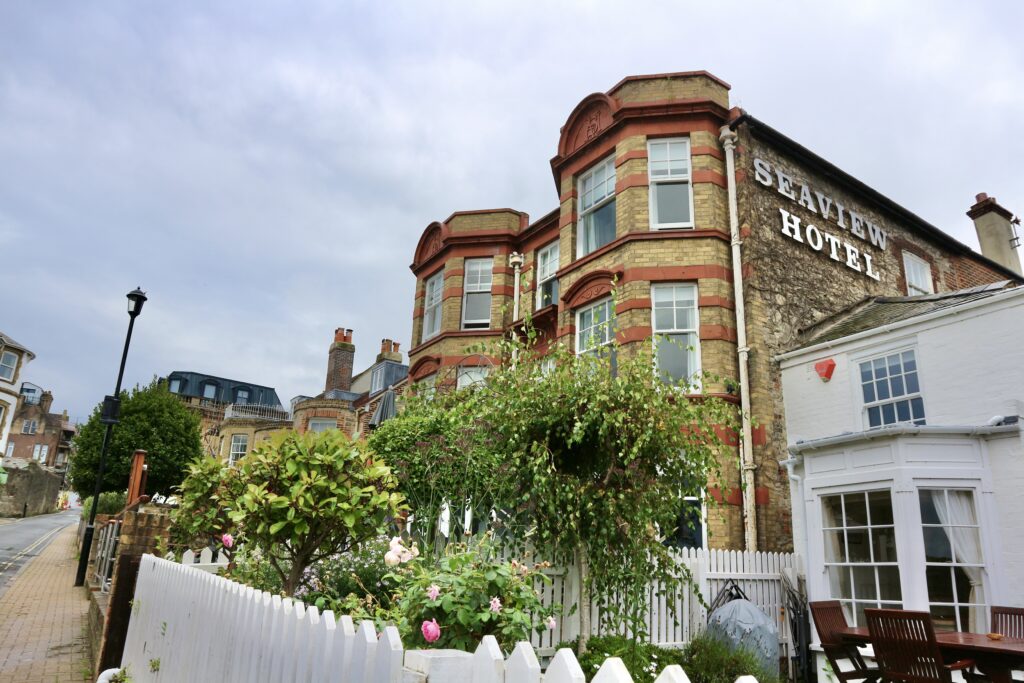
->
xmin=705 ymin=598 xmax=779 ymax=675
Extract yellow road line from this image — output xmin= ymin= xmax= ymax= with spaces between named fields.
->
xmin=0 ymin=524 xmax=66 ymax=576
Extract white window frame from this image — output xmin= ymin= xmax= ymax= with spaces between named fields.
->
xmin=0 ymin=351 xmax=17 ymax=381
xmin=535 ymin=241 xmax=560 ymax=310
xmin=32 ymin=444 xmax=41 ymax=461
xmin=423 ymin=271 xmax=443 ymax=341
xmin=456 ymin=366 xmax=489 ymax=390
xmin=202 ymin=383 xmax=218 ymax=400
xmin=168 ymin=378 xmax=181 ymax=393
xmin=308 ymin=418 xmax=337 ymax=433
xmin=370 ymin=366 xmax=385 ymax=394
xmin=858 ymin=348 xmax=925 ymax=429
xmin=647 ymin=138 xmax=695 ymax=230
xmin=22 ymin=419 xmax=37 ymax=435
xmin=5 ymin=442 xmax=13 ymax=458
xmin=39 ymin=444 xmax=48 ymax=462
xmin=577 ymin=156 xmax=617 ymax=257
xmin=229 ymin=434 xmax=248 ymax=466
xmin=461 ymin=258 xmax=493 ymax=330
xmin=903 ymin=251 xmax=934 ymax=296
xmin=236 ymin=388 xmax=250 ymax=405
xmin=651 ymin=283 xmax=701 ymax=386
xmin=417 ymin=373 xmax=437 ymax=399
xmin=575 ymin=298 xmax=615 ymax=355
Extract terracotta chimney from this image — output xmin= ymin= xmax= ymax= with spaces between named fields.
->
xmin=325 ymin=328 xmax=355 ymax=393
xmin=968 ymin=193 xmax=1022 ymax=275
xmin=376 ymin=338 xmax=403 ymax=363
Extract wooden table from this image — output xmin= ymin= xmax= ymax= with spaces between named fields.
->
xmin=841 ymin=626 xmax=1024 ymax=683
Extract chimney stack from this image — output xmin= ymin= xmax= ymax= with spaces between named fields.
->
xmin=376 ymin=338 xmax=403 ymax=363
xmin=40 ymin=390 xmax=53 ymax=414
xmin=325 ymin=327 xmax=355 ymax=393
xmin=968 ymin=193 xmax=1022 ymax=276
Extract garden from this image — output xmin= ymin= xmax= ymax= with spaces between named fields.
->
xmin=167 ymin=327 xmax=780 ymax=683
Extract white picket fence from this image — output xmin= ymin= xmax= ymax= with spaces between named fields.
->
xmin=113 ymin=554 xmax=761 ymax=683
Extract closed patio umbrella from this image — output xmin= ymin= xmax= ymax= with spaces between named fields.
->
xmin=369 ymin=387 xmax=397 ymax=429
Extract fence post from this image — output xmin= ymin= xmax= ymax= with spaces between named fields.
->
xmin=592 ymin=657 xmax=633 ymax=683
xmin=471 ymin=635 xmax=505 ymax=683
xmin=505 ymin=642 xmax=540 ymax=683
xmin=545 ymin=649 xmax=585 ymax=683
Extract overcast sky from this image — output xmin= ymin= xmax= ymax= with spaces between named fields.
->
xmin=2 ymin=1 xmax=1022 ymax=422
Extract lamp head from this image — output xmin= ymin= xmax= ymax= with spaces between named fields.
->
xmin=127 ymin=287 xmax=147 ymax=318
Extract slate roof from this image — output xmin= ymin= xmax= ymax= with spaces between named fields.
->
xmin=0 ymin=331 xmax=35 ymax=360
xmin=792 ymin=281 xmax=1018 ymax=349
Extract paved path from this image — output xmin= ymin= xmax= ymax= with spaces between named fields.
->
xmin=0 ymin=519 xmax=92 ymax=682
xmin=0 ymin=509 xmax=81 ymax=598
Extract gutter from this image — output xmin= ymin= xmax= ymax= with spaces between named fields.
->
xmin=775 ymin=285 xmax=1024 ymax=363
xmin=788 ymin=423 xmax=1020 ymax=455
xmin=720 ymin=124 xmax=758 ymax=551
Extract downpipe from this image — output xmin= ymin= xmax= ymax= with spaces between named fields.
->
xmin=720 ymin=125 xmax=758 ymax=551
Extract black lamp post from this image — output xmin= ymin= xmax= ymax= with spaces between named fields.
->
xmin=74 ymin=287 xmax=147 ymax=587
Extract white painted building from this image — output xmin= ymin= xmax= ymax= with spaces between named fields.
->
xmin=0 ymin=332 xmax=35 ymax=456
xmin=778 ymin=282 xmax=1024 ymax=644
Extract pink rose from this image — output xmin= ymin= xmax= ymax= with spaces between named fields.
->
xmin=427 ymin=584 xmax=441 ymax=601
xmin=221 ymin=533 xmax=234 ymax=549
xmin=421 ymin=618 xmax=441 ymax=643
xmin=384 ymin=551 xmax=400 ymax=567
xmin=490 ymin=596 xmax=502 ymax=613
xmin=545 ymin=616 xmax=557 ymax=630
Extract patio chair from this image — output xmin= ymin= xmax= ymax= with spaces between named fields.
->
xmin=864 ymin=608 xmax=984 ymax=683
xmin=991 ymin=606 xmax=1024 ymax=639
xmin=809 ymin=601 xmax=881 ymax=683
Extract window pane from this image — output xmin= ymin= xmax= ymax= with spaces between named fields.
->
xmin=824 ymin=530 xmax=846 ymax=562
xmin=654 ymin=308 xmax=674 ymax=330
xmin=878 ymin=566 xmax=902 ymax=600
xmin=828 ymin=566 xmax=852 ymax=599
xmin=852 ymin=566 xmax=878 ymax=600
xmin=868 ymin=491 xmax=894 ymax=524
xmin=582 ymin=200 xmax=616 ymax=253
xmin=464 ymin=292 xmax=491 ymax=324
xmin=655 ymin=182 xmax=691 ymax=225
xmin=881 ymin=403 xmax=896 ymax=424
xmin=953 ymin=528 xmax=982 ymax=564
xmin=922 ymin=527 xmax=953 ymax=562
xmin=844 ymin=493 xmax=868 ymax=527
xmin=847 ymin=528 xmax=871 ymax=562
xmin=657 ymin=334 xmax=691 ymax=383
xmin=860 ymin=362 xmax=873 ymax=384
xmin=862 ymin=382 xmax=876 ymax=403
xmin=911 ymin=397 xmax=925 ymax=422
xmin=867 ymin=406 xmax=882 ymax=427
xmin=871 ymin=528 xmax=897 ymax=562
xmin=895 ymin=400 xmax=910 ymax=422
xmin=930 ymin=603 xmax=958 ymax=632
xmin=822 ymin=495 xmax=844 ymax=528
xmin=927 ymin=565 xmax=955 ymax=602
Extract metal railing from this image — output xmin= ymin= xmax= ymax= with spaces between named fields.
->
xmin=223 ymin=403 xmax=291 ymax=422
xmin=93 ymin=519 xmax=122 ymax=593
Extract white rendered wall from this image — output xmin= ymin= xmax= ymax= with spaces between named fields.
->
xmin=781 ymin=291 xmax=1024 ymax=443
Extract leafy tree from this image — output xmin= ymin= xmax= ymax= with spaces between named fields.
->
xmin=69 ymin=379 xmax=202 ymax=497
xmin=168 ymin=456 xmax=244 ymax=560
xmin=172 ymin=430 xmax=406 ymax=595
xmin=370 ymin=312 xmax=737 ymax=651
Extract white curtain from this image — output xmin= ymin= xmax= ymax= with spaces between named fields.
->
xmin=931 ymin=490 xmax=986 ymax=632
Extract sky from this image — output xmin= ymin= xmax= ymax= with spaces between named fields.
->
xmin=2 ymin=1 xmax=1022 ymax=423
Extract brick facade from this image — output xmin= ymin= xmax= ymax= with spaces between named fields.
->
xmin=406 ymin=71 xmax=1019 ymax=552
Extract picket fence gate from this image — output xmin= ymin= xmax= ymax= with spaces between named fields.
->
xmin=113 ymin=554 xmax=762 ymax=683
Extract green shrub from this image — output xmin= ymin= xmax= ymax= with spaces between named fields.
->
xmin=555 ymin=633 xmax=778 ymax=683
xmin=80 ymin=491 xmax=127 ymax=518
xmin=297 ymin=535 xmax=399 ymax=609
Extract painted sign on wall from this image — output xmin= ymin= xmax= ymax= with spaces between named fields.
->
xmin=754 ymin=157 xmax=886 ymax=281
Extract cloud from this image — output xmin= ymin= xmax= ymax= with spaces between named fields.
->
xmin=1 ymin=0 xmax=1022 ymax=419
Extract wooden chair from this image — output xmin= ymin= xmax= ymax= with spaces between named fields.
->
xmin=991 ymin=606 xmax=1024 ymax=639
xmin=809 ymin=600 xmax=881 ymax=683
xmin=864 ymin=608 xmax=983 ymax=683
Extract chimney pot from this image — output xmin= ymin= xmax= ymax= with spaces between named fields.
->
xmin=393 ymin=341 xmax=401 ymax=353
xmin=976 ymin=192 xmax=989 ymax=203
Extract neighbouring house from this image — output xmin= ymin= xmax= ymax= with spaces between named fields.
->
xmin=778 ymin=282 xmax=1024 ymax=648
xmin=406 ymin=70 xmax=1023 ymax=552
xmin=168 ymin=328 xmax=408 ymax=465
xmin=3 ymin=383 xmax=76 ymax=471
xmin=0 ymin=331 xmax=34 ymax=455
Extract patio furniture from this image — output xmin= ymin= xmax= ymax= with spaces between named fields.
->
xmin=991 ymin=606 xmax=1024 ymax=640
xmin=863 ymin=608 xmax=985 ymax=683
xmin=809 ymin=601 xmax=881 ymax=683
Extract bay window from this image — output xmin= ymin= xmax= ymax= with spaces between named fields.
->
xmin=423 ymin=272 xmax=443 ymax=341
xmin=576 ymin=298 xmax=614 ymax=356
xmin=648 ymin=138 xmax=694 ymax=229
xmin=578 ymin=156 xmax=617 ymax=256
xmin=0 ymin=351 xmax=17 ymax=381
xmin=229 ymin=434 xmax=248 ymax=466
xmin=821 ymin=490 xmax=902 ymax=626
xmin=308 ymin=418 xmax=337 ymax=433
xmin=535 ymin=241 xmax=560 ymax=309
xmin=652 ymin=284 xmax=700 ymax=385
xmin=461 ymin=258 xmax=493 ymax=329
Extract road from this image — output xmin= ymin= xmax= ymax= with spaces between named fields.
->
xmin=0 ymin=509 xmax=81 ymax=597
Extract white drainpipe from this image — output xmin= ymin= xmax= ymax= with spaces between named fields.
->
xmin=508 ymin=252 xmax=525 ymax=362
xmin=720 ymin=126 xmax=758 ymax=551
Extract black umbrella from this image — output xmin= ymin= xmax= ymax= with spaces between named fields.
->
xmin=368 ymin=386 xmax=397 ymax=429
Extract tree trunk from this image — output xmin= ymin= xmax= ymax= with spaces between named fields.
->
xmin=284 ymin=559 xmax=306 ymax=596
xmin=576 ymin=544 xmax=592 ymax=654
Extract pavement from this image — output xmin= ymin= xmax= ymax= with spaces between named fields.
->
xmin=0 ymin=510 xmax=92 ymax=682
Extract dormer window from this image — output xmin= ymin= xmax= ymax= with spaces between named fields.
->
xmin=0 ymin=351 xmax=17 ymax=381
xmin=578 ymin=156 xmax=617 ymax=256
xmin=168 ymin=378 xmax=181 ymax=394
xmin=235 ymin=388 xmax=250 ymax=405
xmin=370 ymin=365 xmax=385 ymax=394
xmin=201 ymin=382 xmax=218 ymax=401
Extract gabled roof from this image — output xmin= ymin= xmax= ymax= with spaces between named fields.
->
xmin=0 ymin=332 xmax=35 ymax=360
xmin=792 ymin=281 xmax=1017 ymax=348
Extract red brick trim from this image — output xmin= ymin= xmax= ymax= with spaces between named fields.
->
xmin=699 ymin=324 xmax=737 ymax=342
xmin=691 ymin=144 xmax=724 ymax=161
xmin=615 ymin=149 xmax=648 ymax=166
xmin=408 ymin=330 xmax=505 ymax=356
xmin=491 ymin=285 xmax=516 ymax=297
xmin=615 ymin=173 xmax=649 ymax=193
xmin=615 ymin=298 xmax=651 ymax=314
xmin=621 ymin=265 xmax=732 ymax=284
xmin=442 ymin=286 xmax=463 ymax=300
xmin=562 ymin=268 xmax=625 ymax=309
xmin=409 ymin=356 xmax=441 ymax=381
xmin=698 ymin=295 xmax=734 ymax=310
xmin=559 ymin=189 xmax=578 ymax=203
xmin=558 ymin=212 xmax=577 ymax=228
xmin=692 ymin=169 xmax=727 ymax=188
xmin=555 ymin=230 xmax=729 ymax=279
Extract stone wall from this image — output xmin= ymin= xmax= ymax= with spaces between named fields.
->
xmin=0 ymin=461 xmax=61 ymax=516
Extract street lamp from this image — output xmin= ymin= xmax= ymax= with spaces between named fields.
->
xmin=74 ymin=287 xmax=147 ymax=587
